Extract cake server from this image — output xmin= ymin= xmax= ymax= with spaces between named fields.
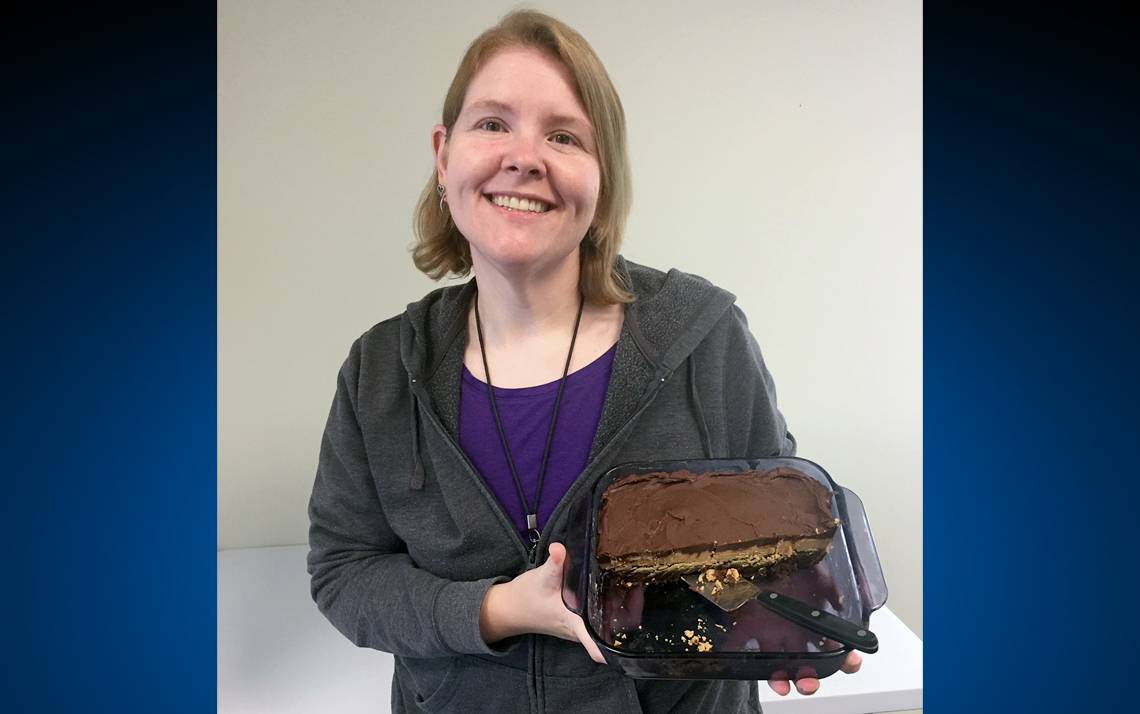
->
xmin=680 ymin=572 xmax=879 ymax=653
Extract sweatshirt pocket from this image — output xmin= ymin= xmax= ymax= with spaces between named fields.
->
xmin=395 ymin=655 xmax=527 ymax=713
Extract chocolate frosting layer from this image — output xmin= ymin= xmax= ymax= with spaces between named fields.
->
xmin=596 ymin=467 xmax=837 ymax=560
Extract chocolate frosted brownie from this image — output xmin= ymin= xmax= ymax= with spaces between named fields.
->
xmin=596 ymin=467 xmax=840 ymax=582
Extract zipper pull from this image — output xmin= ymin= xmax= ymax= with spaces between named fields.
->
xmin=526 ymin=513 xmax=540 ymax=566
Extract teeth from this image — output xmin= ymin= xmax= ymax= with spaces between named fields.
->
xmin=490 ymin=194 xmax=548 ymax=213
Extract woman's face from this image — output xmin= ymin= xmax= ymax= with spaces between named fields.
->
xmin=433 ymin=47 xmax=601 ymax=276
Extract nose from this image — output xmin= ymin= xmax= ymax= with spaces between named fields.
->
xmin=502 ymin=134 xmax=545 ymax=179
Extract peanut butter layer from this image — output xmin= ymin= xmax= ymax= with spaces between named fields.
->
xmin=596 ymin=467 xmax=839 ymax=581
xmin=601 ymin=537 xmax=833 ymax=581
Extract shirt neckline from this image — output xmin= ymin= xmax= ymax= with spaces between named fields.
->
xmin=461 ymin=342 xmax=618 ymax=398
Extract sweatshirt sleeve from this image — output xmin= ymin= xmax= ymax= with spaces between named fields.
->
xmin=722 ymin=304 xmax=797 ymax=458
xmin=306 ymin=344 xmax=515 ymax=658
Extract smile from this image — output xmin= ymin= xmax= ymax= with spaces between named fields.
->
xmin=484 ymin=194 xmax=551 ymax=214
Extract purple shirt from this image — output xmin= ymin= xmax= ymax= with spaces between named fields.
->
xmin=459 ymin=343 xmax=617 ymax=539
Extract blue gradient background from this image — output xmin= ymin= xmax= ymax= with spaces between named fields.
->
xmin=3 ymin=3 xmax=1138 ymax=712
xmin=925 ymin=3 xmax=1138 ymax=713
xmin=3 ymin=5 xmax=215 ymax=712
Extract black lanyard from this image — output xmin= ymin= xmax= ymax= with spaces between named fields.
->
xmin=473 ymin=289 xmax=585 ymax=551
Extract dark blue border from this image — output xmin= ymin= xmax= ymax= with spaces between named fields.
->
xmin=5 ymin=2 xmax=1140 ymax=711
xmin=3 ymin=5 xmax=215 ymax=711
xmin=926 ymin=3 xmax=1138 ymax=712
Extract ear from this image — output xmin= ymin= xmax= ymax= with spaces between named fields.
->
xmin=431 ymin=124 xmax=449 ymax=186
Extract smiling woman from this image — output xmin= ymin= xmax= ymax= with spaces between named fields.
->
xmin=305 ymin=9 xmax=862 ymax=714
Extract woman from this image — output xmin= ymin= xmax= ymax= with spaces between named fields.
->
xmin=307 ymin=10 xmax=860 ymax=712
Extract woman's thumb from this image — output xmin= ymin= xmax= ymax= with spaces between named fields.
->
xmin=547 ymin=542 xmax=566 ymax=568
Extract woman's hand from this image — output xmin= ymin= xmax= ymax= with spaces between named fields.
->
xmin=480 ymin=542 xmax=606 ymax=664
xmin=767 ymin=650 xmax=863 ymax=696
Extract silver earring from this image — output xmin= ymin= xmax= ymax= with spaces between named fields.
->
xmin=436 ymin=183 xmax=447 ymax=213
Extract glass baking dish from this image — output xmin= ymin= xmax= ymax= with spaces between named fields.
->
xmin=561 ymin=457 xmax=887 ymax=680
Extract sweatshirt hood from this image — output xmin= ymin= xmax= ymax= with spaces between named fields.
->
xmin=398 ymin=255 xmax=737 ymax=380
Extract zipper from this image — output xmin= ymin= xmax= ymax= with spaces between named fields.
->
xmin=409 ymin=380 xmax=542 ymax=712
xmin=532 ymin=632 xmax=544 ymax=712
xmin=413 ymin=368 xmax=671 ymax=714
xmin=529 ymin=633 xmax=540 ymax=713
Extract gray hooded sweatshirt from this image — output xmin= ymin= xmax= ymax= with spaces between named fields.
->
xmin=308 ymin=257 xmax=795 ymax=713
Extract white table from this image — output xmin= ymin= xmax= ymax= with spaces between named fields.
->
xmin=219 ymin=546 xmax=921 ymax=713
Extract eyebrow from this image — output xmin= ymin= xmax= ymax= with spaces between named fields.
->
xmin=464 ymin=99 xmax=593 ymax=135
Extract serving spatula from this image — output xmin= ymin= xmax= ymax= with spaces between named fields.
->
xmin=681 ymin=571 xmax=878 ymax=653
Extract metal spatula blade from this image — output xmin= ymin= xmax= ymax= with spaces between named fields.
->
xmin=681 ymin=570 xmax=879 ymax=653
xmin=680 ymin=571 xmax=761 ymax=611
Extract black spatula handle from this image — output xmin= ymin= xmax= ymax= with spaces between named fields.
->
xmin=756 ymin=590 xmax=879 ymax=654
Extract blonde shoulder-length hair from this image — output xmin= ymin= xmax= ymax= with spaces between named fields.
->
xmin=411 ymin=9 xmax=634 ymax=305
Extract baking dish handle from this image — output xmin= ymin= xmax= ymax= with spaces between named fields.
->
xmin=838 ymin=486 xmax=889 ymax=613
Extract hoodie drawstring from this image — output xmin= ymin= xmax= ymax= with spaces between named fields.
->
xmin=687 ymin=354 xmax=714 ymax=459
xmin=409 ymin=379 xmax=426 ymax=490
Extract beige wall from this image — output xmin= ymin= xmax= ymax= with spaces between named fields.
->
xmin=219 ymin=0 xmax=923 ymax=638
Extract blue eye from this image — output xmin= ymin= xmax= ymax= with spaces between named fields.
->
xmin=479 ymin=119 xmax=505 ymax=132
